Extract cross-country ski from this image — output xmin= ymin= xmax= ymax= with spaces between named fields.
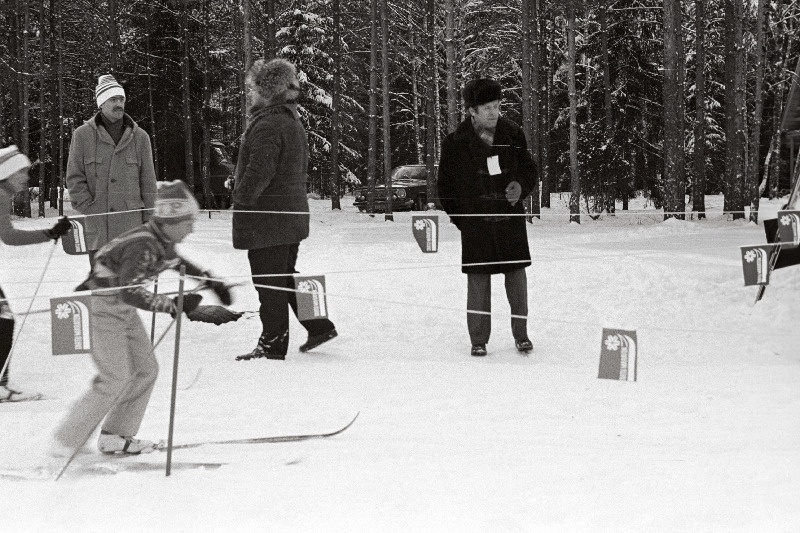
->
xmin=159 ymin=412 xmax=359 ymax=451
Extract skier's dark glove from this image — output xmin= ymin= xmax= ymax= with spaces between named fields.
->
xmin=185 ymin=305 xmax=244 ymax=325
xmin=171 ymin=293 xmax=203 ymax=317
xmin=44 ymin=216 xmax=71 ymax=241
xmin=204 ymin=272 xmax=233 ymax=306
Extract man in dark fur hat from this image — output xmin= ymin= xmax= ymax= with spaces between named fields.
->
xmin=438 ymin=78 xmax=537 ymax=357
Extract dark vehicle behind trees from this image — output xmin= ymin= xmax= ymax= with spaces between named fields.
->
xmin=353 ymin=164 xmax=433 ymax=212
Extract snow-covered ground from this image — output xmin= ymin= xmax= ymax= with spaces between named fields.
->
xmin=1 ymin=194 xmax=798 ymax=531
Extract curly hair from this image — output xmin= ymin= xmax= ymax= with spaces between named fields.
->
xmin=246 ymin=58 xmax=297 ymax=102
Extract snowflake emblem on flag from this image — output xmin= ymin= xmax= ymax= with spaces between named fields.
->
xmin=414 ymin=220 xmax=426 ymax=231
xmin=604 ymin=335 xmax=620 ymax=351
xmin=55 ymin=303 xmax=72 ymax=320
xmin=780 ymin=215 xmax=791 ymax=226
xmin=744 ymin=250 xmax=757 ymax=263
xmin=297 ymin=281 xmax=315 ymax=294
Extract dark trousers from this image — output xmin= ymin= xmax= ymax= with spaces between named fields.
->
xmin=0 ymin=286 xmax=13 ymax=386
xmin=466 ymin=268 xmax=528 ymax=345
xmin=248 ymin=243 xmax=335 ymax=354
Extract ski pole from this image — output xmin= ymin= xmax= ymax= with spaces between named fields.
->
xmin=150 ymin=277 xmax=159 ymax=344
xmin=0 ymin=240 xmax=57 ymax=383
xmin=165 ymin=266 xmax=186 ymax=477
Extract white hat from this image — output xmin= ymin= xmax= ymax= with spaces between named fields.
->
xmin=0 ymin=145 xmax=31 ymax=182
xmin=95 ymin=74 xmax=126 ymax=108
xmin=153 ymin=180 xmax=199 ymax=223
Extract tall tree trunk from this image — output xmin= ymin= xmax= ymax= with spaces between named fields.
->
xmin=329 ymin=0 xmax=341 ymax=210
xmin=263 ymin=0 xmax=276 ymax=58
xmin=146 ymin=23 xmax=159 ymax=180
xmin=521 ymin=0 xmax=532 ymax=155
xmin=748 ymin=0 xmax=768 ymax=223
xmin=663 ymin=0 xmax=686 ymax=220
xmin=521 ymin=0 xmax=536 ymax=220
xmin=380 ymin=0 xmax=392 ymax=221
xmin=367 ymin=0 xmax=378 ymax=213
xmin=108 ymin=0 xmax=118 ymax=71
xmin=237 ymin=0 xmax=247 ymax=131
xmin=242 ymin=0 xmax=251 ymax=70
xmin=9 ymin=1 xmax=21 ymax=145
xmin=600 ymin=0 xmax=614 ymax=213
xmin=409 ymin=10 xmax=424 ymax=164
xmin=768 ymin=0 xmax=787 ymax=199
xmin=16 ymin=0 xmax=32 ymax=217
xmin=425 ymin=0 xmax=437 ymax=205
xmin=444 ymin=0 xmax=458 ymax=133
xmin=201 ymin=0 xmax=212 ymax=207
xmin=541 ymin=14 xmax=552 ymax=208
xmin=693 ymin=0 xmax=706 ymax=219
xmin=567 ymin=0 xmax=579 ymax=224
xmin=181 ymin=3 xmax=194 ymax=191
xmin=723 ymin=0 xmax=746 ymax=219
xmin=56 ymin=0 xmax=65 ymax=214
xmin=37 ymin=0 xmax=46 ymax=217
xmin=529 ymin=0 xmax=540 ymax=218
xmin=48 ymin=0 xmax=58 ymax=208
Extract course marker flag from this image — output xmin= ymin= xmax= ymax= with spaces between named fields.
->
xmin=294 ymin=276 xmax=328 ymax=321
xmin=51 ymin=294 xmax=92 ymax=355
xmin=740 ymin=244 xmax=780 ymax=286
xmin=62 ymin=217 xmax=89 ymax=255
xmin=412 ymin=215 xmax=438 ymax=253
xmin=777 ymin=210 xmax=800 ymax=247
xmin=598 ymin=328 xmax=638 ymax=382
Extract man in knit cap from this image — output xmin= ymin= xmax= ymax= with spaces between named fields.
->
xmin=51 ymin=180 xmax=231 ymax=456
xmin=0 ymin=146 xmax=71 ymax=402
xmin=66 ymin=74 xmax=158 ymax=266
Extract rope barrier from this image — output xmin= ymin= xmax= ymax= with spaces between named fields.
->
xmin=240 ymin=280 xmax=800 ymax=340
xmin=41 ymin=204 xmax=760 ymax=219
xmin=2 ymin=264 xmax=797 ymax=343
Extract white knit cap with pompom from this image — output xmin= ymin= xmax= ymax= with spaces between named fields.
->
xmin=95 ymin=74 xmax=125 ymax=108
xmin=153 ymin=180 xmax=199 ymax=223
xmin=0 ymin=145 xmax=31 ymax=182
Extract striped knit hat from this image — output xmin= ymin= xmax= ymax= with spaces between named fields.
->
xmin=153 ymin=180 xmax=199 ymax=223
xmin=0 ymin=145 xmax=31 ymax=182
xmin=95 ymin=74 xmax=125 ymax=108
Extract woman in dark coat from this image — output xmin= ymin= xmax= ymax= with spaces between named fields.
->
xmin=437 ymin=78 xmax=536 ymax=357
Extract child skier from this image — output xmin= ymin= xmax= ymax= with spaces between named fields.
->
xmin=51 ymin=180 xmax=231 ymax=456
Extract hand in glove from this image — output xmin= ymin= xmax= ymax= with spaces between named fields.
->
xmin=44 ymin=216 xmax=71 ymax=241
xmin=204 ymin=272 xmax=233 ymax=306
xmin=170 ymin=293 xmax=203 ymax=317
xmin=186 ymin=305 xmax=244 ymax=325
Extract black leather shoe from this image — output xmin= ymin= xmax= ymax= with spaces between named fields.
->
xmin=299 ymin=328 xmax=338 ymax=352
xmin=515 ymin=338 xmax=533 ymax=353
xmin=471 ymin=344 xmax=487 ymax=356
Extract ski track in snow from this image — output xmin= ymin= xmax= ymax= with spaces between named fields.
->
xmin=1 ymin=195 xmax=798 ymax=531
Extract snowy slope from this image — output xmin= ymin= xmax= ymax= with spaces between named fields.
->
xmin=1 ymin=195 xmax=798 ymax=532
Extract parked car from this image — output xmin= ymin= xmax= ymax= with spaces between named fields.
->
xmin=353 ymin=164 xmax=434 ymax=212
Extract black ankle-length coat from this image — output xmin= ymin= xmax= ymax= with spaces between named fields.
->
xmin=437 ymin=117 xmax=536 ymax=274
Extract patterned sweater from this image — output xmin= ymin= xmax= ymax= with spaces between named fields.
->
xmin=77 ymin=220 xmax=205 ymax=312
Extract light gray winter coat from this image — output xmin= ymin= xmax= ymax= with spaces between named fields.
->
xmin=66 ymin=113 xmax=157 ymax=250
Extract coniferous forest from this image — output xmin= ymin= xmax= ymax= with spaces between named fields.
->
xmin=1 ymin=0 xmax=798 ymax=221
